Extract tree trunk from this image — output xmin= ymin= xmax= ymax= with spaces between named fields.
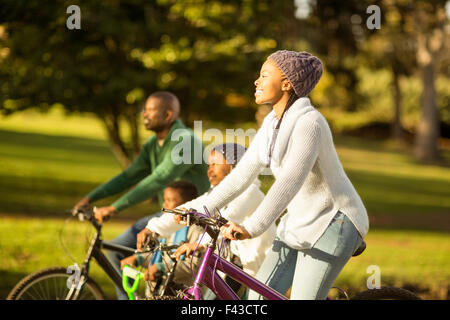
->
xmin=126 ymin=110 xmax=141 ymax=158
xmin=414 ymin=62 xmax=440 ymax=163
xmin=412 ymin=2 xmax=446 ymax=164
xmin=100 ymin=108 xmax=132 ymax=168
xmin=391 ymin=70 xmax=404 ymax=141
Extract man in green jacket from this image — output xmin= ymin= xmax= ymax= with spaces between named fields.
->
xmin=73 ymin=91 xmax=209 ymax=299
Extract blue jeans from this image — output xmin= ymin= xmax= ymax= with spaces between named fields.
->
xmin=248 ymin=211 xmax=363 ymax=300
xmin=106 ymin=212 xmax=162 ymax=300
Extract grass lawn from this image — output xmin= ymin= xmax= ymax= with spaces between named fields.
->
xmin=1 ymin=109 xmax=449 ymax=222
xmin=0 ymin=217 xmax=129 ymax=299
xmin=0 ymin=108 xmax=159 ymax=219
xmin=0 ymin=217 xmax=448 ymax=300
xmin=0 ymin=108 xmax=449 ymax=299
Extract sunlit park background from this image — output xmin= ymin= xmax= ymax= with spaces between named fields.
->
xmin=0 ymin=1 xmax=449 ymax=300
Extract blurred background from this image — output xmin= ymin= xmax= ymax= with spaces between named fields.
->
xmin=0 ymin=0 xmax=449 ymax=299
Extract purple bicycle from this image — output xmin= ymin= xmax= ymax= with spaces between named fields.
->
xmin=162 ymin=207 xmax=286 ymax=300
xmin=162 ymin=207 xmax=421 ymax=301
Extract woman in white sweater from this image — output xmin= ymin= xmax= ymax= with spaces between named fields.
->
xmin=198 ymin=50 xmax=369 ymax=300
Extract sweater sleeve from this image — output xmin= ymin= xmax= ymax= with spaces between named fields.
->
xmin=145 ymin=192 xmax=209 ymax=236
xmin=145 ymin=212 xmax=185 ymax=237
xmin=200 ymin=129 xmax=265 ymax=212
xmin=242 ymin=117 xmax=321 ymax=238
xmin=111 ymin=133 xmax=198 ymax=212
xmin=220 ymin=182 xmax=264 ymax=224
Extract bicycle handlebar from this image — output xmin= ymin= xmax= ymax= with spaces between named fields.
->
xmin=70 ymin=208 xmax=101 ymax=229
xmin=162 ymin=208 xmax=243 ymax=240
xmin=70 ymin=208 xmax=183 ymax=254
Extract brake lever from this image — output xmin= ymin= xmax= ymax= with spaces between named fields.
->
xmin=186 ymin=213 xmax=191 ymax=226
xmin=70 ymin=208 xmax=85 ymax=222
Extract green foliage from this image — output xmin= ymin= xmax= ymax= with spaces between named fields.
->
xmin=0 ymin=0 xmax=303 ymax=165
xmin=0 ymin=217 xmax=129 ymax=299
xmin=0 ymin=0 xmax=297 ymax=123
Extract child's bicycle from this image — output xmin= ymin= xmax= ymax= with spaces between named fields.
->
xmin=6 ymin=208 xmax=186 ymax=300
xmin=162 ymin=207 xmax=421 ymax=300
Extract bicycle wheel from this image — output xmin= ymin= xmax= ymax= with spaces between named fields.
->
xmin=350 ymin=286 xmax=421 ymax=300
xmin=7 ymin=267 xmax=106 ymax=300
xmin=144 ymin=279 xmax=186 ymax=300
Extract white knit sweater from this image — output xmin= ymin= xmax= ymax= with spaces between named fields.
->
xmin=145 ymin=181 xmax=276 ymax=276
xmin=145 ymin=180 xmax=268 ymax=236
xmin=201 ymin=97 xmax=369 ymax=250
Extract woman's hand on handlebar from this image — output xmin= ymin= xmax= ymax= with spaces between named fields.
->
xmin=220 ymin=221 xmax=251 ymax=241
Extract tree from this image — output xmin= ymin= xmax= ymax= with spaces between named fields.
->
xmin=358 ymin=1 xmax=417 ymax=141
xmin=0 ymin=0 xmax=299 ymax=166
xmin=294 ymin=0 xmax=371 ymax=112
xmin=411 ymin=1 xmax=448 ymax=163
xmin=0 ymin=0 xmax=161 ymax=166
xmin=293 ymin=0 xmax=448 ymax=160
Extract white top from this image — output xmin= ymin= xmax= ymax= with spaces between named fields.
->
xmin=201 ymin=97 xmax=369 ymax=250
xmin=145 ymin=180 xmax=276 ymax=276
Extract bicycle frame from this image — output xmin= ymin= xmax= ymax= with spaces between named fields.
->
xmin=172 ymin=208 xmax=367 ymax=301
xmin=186 ymin=244 xmax=287 ymax=300
xmin=66 ymin=227 xmax=134 ymax=299
xmin=160 ymin=208 xmax=288 ymax=300
xmin=157 ymin=208 xmax=284 ymax=300
xmin=66 ymin=209 xmax=183 ymax=300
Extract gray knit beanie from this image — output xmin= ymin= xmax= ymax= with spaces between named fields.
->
xmin=267 ymin=50 xmax=323 ymax=98
xmin=212 ymin=143 xmax=246 ymax=167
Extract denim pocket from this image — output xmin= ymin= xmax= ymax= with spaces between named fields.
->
xmin=336 ymin=212 xmax=361 ymax=255
xmin=329 ymin=211 xmax=345 ymax=238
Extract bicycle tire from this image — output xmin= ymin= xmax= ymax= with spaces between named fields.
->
xmin=6 ymin=266 xmax=106 ymax=300
xmin=350 ymin=286 xmax=421 ymax=300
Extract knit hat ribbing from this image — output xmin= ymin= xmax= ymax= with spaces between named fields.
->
xmin=267 ymin=50 xmax=323 ymax=98
xmin=212 ymin=143 xmax=246 ymax=167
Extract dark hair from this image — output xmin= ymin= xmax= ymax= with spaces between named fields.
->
xmin=150 ymin=91 xmax=180 ymax=110
xmin=165 ymin=180 xmax=198 ymax=203
xmin=212 ymin=143 xmax=247 ymax=168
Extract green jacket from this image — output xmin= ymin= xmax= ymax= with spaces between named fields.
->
xmin=87 ymin=119 xmax=209 ymax=212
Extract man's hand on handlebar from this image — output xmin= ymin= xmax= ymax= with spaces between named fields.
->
xmin=136 ymin=228 xmax=159 ymax=252
xmin=94 ymin=206 xmax=117 ymax=224
xmin=221 ymin=221 xmax=251 ymax=241
xmin=74 ymin=196 xmax=91 ymax=211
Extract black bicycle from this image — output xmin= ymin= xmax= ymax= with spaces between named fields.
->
xmin=6 ymin=208 xmax=183 ymax=300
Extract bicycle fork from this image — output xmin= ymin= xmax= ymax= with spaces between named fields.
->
xmin=65 ymin=231 xmax=99 ymax=300
xmin=184 ymin=244 xmax=215 ymax=300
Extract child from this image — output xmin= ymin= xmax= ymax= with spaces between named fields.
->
xmin=172 ymin=143 xmax=276 ymax=278
xmin=120 ymin=180 xmax=203 ymax=292
xmin=141 ymin=143 xmax=276 ymax=278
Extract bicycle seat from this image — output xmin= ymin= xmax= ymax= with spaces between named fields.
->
xmin=352 ymin=240 xmax=366 ymax=257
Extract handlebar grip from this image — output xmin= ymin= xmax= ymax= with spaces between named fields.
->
xmin=232 ymin=232 xmax=242 ymax=240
